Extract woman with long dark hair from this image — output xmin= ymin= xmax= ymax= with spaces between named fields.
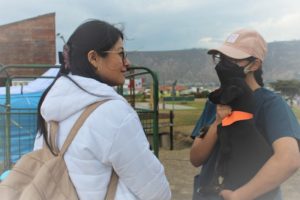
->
xmin=34 ymin=20 xmax=171 ymax=200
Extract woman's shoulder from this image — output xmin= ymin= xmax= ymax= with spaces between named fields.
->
xmin=254 ymin=87 xmax=283 ymax=105
xmin=102 ymin=99 xmax=134 ymax=113
xmin=75 ymin=99 xmax=140 ymax=147
xmin=255 ymin=88 xmax=291 ymax=117
xmin=89 ymin=99 xmax=137 ymax=126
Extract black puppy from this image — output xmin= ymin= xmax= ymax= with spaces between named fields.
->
xmin=207 ymin=58 xmax=274 ymax=199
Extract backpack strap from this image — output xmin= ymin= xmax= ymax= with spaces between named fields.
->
xmin=60 ymin=100 xmax=108 ymax=155
xmin=105 ymin=170 xmax=119 ymax=200
xmin=49 ymin=99 xmax=119 ymax=199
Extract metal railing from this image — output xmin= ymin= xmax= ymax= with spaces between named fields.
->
xmin=119 ymin=66 xmax=159 ymax=157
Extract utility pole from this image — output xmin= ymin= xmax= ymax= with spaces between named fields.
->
xmin=172 ymin=80 xmax=177 ymax=111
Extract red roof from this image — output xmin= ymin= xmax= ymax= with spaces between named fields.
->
xmin=159 ymin=85 xmax=187 ymax=91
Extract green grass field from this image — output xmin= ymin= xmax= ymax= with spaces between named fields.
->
xmin=159 ymin=98 xmax=300 ymax=138
xmin=159 ymin=99 xmax=206 ymax=137
xmin=292 ymin=106 xmax=300 ymax=121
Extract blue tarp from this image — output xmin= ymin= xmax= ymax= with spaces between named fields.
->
xmin=0 ymin=68 xmax=58 ymax=167
xmin=0 ymin=92 xmax=42 ymax=163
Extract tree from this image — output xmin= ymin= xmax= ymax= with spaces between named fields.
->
xmin=269 ymin=79 xmax=300 ymax=101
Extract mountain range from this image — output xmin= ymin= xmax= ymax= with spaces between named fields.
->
xmin=127 ymin=40 xmax=300 ymax=86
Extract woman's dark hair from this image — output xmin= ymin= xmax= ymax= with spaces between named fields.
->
xmin=254 ymin=68 xmax=264 ymax=87
xmin=37 ymin=20 xmax=124 ymax=153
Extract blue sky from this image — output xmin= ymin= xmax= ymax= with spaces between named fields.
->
xmin=1 ymin=0 xmax=300 ymax=52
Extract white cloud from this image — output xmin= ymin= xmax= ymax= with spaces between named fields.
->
xmin=196 ymin=37 xmax=217 ymax=49
xmin=250 ymin=13 xmax=300 ymax=42
xmin=0 ymin=0 xmax=300 ymax=51
xmin=118 ymin=0 xmax=205 ymax=13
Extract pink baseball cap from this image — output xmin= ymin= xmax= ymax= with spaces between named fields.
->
xmin=208 ymin=29 xmax=267 ymax=61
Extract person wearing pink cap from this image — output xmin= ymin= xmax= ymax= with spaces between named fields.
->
xmin=190 ymin=29 xmax=300 ymax=200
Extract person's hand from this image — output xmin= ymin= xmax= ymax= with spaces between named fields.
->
xmin=220 ymin=189 xmax=253 ymax=200
xmin=215 ymin=104 xmax=232 ymax=125
xmin=219 ymin=189 xmax=239 ymax=200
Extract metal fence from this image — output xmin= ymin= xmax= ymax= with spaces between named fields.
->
xmin=0 ymin=64 xmax=57 ymax=173
xmin=0 ymin=65 xmax=159 ymax=174
xmin=118 ymin=66 xmax=159 ymax=156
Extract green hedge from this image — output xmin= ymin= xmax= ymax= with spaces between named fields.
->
xmin=163 ymin=96 xmax=195 ymax=102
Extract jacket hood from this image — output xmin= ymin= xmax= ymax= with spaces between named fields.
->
xmin=41 ymin=74 xmax=127 ymax=122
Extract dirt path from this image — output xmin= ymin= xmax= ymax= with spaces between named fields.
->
xmin=160 ymin=148 xmax=300 ymax=200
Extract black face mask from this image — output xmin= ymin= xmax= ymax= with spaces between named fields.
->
xmin=215 ymin=58 xmax=246 ymax=85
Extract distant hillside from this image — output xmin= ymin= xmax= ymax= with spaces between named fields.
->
xmin=264 ymin=41 xmax=300 ymax=81
xmin=128 ymin=40 xmax=300 ymax=86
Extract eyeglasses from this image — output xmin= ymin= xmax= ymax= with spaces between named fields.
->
xmin=212 ymin=54 xmax=222 ymax=64
xmin=103 ymin=50 xmax=128 ymax=63
xmin=212 ymin=54 xmax=255 ymax=68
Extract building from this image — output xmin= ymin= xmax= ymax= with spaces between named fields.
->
xmin=0 ymin=13 xmax=56 ymax=86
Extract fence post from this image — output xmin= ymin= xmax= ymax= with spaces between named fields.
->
xmin=169 ymin=110 xmax=174 ymax=150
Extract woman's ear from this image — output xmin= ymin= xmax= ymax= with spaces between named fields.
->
xmin=251 ymin=59 xmax=262 ymax=71
xmin=87 ymin=50 xmax=99 ymax=70
xmin=245 ymin=59 xmax=261 ymax=73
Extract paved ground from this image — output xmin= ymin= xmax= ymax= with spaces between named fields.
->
xmin=160 ymin=148 xmax=300 ymax=200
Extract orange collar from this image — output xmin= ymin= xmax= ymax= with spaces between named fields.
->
xmin=222 ymin=111 xmax=253 ymax=126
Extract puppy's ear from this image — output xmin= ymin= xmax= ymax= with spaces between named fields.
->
xmin=220 ymin=85 xmax=244 ymax=104
xmin=208 ymin=89 xmax=222 ymax=104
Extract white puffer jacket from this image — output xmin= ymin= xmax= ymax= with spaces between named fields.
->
xmin=34 ymin=74 xmax=171 ymax=200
